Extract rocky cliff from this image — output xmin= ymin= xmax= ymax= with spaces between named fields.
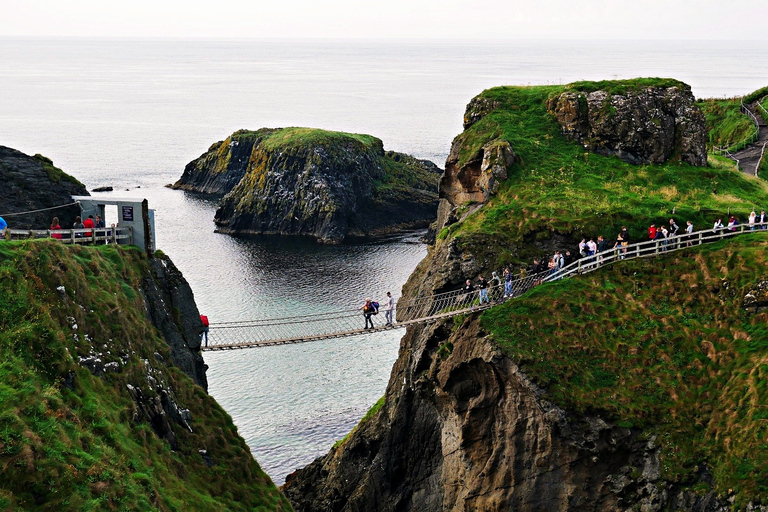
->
xmin=283 ymin=80 xmax=768 ymax=511
xmin=0 ymin=146 xmax=88 ymax=230
xmin=545 ymin=81 xmax=707 ymax=167
xmin=173 ymin=128 xmax=441 ymax=243
xmin=0 ymin=241 xmax=289 ymax=510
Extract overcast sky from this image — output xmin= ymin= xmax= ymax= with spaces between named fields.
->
xmin=1 ymin=0 xmax=766 ymax=39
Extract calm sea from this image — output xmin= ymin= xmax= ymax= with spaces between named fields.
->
xmin=1 ymin=38 xmax=766 ymax=482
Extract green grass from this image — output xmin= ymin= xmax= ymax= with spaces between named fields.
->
xmin=32 ymin=154 xmax=84 ymax=188
xmin=440 ymin=83 xmax=768 ymax=268
xmin=699 ymin=98 xmax=757 ymax=152
xmin=332 ymin=395 xmax=385 ymax=450
xmin=480 ymin=236 xmax=768 ymax=506
xmin=563 ymin=77 xmax=686 ymax=96
xmin=0 ymin=241 xmax=291 ymax=511
xmin=259 ymin=127 xmax=379 ymax=152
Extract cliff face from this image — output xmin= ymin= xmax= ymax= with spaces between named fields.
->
xmin=283 ymin=80 xmax=768 ymax=511
xmin=141 ymin=254 xmax=208 ymax=391
xmin=174 ymin=128 xmax=441 ymax=243
xmin=0 ymin=146 xmax=88 ymax=229
xmin=0 ymin=241 xmax=289 ymax=510
xmin=546 ymin=84 xmax=707 ymax=167
xmin=172 ymin=129 xmax=277 ymax=195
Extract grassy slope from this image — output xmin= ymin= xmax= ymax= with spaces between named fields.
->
xmin=432 ymin=79 xmax=768 ymax=505
xmin=481 ymin=236 xmax=768 ymax=506
xmin=0 ymin=241 xmax=290 ymax=511
xmin=698 ymin=99 xmax=756 ymax=151
xmin=441 ymin=83 xmax=768 ymax=267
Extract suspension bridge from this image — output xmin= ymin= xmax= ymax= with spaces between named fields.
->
xmin=202 ymin=224 xmax=766 ymax=351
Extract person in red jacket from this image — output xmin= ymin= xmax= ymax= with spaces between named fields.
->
xmin=200 ymin=315 xmax=209 ymax=346
xmin=83 ymin=215 xmax=95 ymax=243
xmin=648 ymin=223 xmax=657 ymax=240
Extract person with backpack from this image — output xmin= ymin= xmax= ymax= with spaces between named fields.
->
xmin=199 ymin=314 xmax=209 ymax=347
xmin=362 ymin=299 xmax=376 ymax=329
xmin=668 ymin=218 xmax=679 ymax=248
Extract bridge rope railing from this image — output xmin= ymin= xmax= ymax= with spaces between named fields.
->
xmin=203 ymin=223 xmax=767 ymax=351
xmin=4 ymin=226 xmax=133 ymax=245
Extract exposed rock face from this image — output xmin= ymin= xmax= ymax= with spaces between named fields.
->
xmin=0 ymin=146 xmax=88 ymax=229
xmin=174 ymin=128 xmax=441 ymax=243
xmin=547 ymin=86 xmax=707 ymax=166
xmin=284 ymin=312 xmax=729 ymax=511
xmin=141 ymin=255 xmax=208 ymax=391
xmin=436 ymin=138 xmax=517 ymax=231
xmin=172 ymin=129 xmax=277 ymax=195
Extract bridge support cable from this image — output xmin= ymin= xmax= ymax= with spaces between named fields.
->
xmin=203 ymin=224 xmax=765 ymax=351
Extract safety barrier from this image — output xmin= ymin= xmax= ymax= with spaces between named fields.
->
xmin=203 ymin=224 xmax=767 ymax=351
xmin=4 ymin=226 xmax=133 ymax=246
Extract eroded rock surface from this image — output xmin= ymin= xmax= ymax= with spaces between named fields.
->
xmin=547 ymin=86 xmax=707 ymax=166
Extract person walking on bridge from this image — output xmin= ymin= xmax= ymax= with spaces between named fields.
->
xmin=199 ymin=314 xmax=209 ymax=347
xmin=384 ymin=292 xmax=394 ymax=327
xmin=362 ymin=299 xmax=376 ymax=329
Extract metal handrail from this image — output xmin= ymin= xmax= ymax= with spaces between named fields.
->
xmin=541 ymin=222 xmax=764 ymax=284
xmin=4 ymin=226 xmax=133 ymax=246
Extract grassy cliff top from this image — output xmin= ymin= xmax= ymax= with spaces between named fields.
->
xmin=563 ymin=77 xmax=688 ymax=95
xmin=241 ymin=127 xmax=381 ymax=152
xmin=481 ymin=235 xmax=768 ymax=506
xmin=0 ymin=241 xmax=290 ymax=511
xmin=441 ymin=80 xmax=768 ymax=266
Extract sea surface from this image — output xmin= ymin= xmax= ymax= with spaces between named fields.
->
xmin=1 ymin=38 xmax=766 ymax=483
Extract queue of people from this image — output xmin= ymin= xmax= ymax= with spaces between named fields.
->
xmin=0 ymin=214 xmax=116 ymax=244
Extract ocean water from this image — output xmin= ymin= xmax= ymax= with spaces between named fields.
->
xmin=1 ymin=38 xmax=766 ymax=483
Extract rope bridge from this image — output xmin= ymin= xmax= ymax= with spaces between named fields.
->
xmin=202 ymin=224 xmax=766 ymax=351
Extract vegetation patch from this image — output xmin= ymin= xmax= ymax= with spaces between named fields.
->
xmin=443 ymin=82 xmax=768 ymax=269
xmin=0 ymin=241 xmax=290 ymax=511
xmin=481 ymin=236 xmax=768 ymax=506
xmin=32 ymin=154 xmax=84 ymax=188
xmin=698 ymin=99 xmax=757 ymax=152
xmin=332 ymin=395 xmax=385 ymax=450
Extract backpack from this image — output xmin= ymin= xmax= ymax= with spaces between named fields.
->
xmin=371 ymin=301 xmax=379 ymax=314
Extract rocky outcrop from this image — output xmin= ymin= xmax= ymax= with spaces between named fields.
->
xmin=284 ymin=312 xmax=731 ymax=511
xmin=141 ymin=254 xmax=208 ymax=391
xmin=174 ymin=128 xmax=441 ymax=243
xmin=0 ymin=146 xmax=88 ymax=229
xmin=547 ymin=85 xmax=707 ymax=166
xmin=172 ymin=129 xmax=277 ymax=195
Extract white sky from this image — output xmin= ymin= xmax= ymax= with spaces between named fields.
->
xmin=1 ymin=0 xmax=766 ymax=39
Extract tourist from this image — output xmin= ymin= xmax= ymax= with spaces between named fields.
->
xmin=749 ymin=211 xmax=757 ymax=230
xmin=362 ymin=299 xmax=375 ymax=329
xmin=648 ymin=223 xmax=657 ymax=240
xmin=713 ymin=218 xmax=723 ymax=233
xmin=462 ymin=279 xmax=474 ymax=307
xmin=199 ymin=314 xmax=209 ymax=347
xmin=95 ymin=214 xmax=106 ymax=244
xmin=477 ymin=275 xmax=489 ymax=304
xmin=579 ymin=239 xmax=588 ymax=258
xmin=556 ymin=251 xmax=565 ymax=270
xmin=73 ymin=216 xmax=84 ymax=239
xmin=587 ymin=238 xmax=597 ymax=256
xmin=384 ymin=291 xmax=394 ymax=327
xmin=490 ymin=271 xmax=501 ymax=301
xmin=0 ymin=215 xmax=6 ymax=240
xmin=564 ymin=250 xmax=573 ymax=266
xmin=503 ymin=267 xmax=513 ymax=298
xmin=50 ymin=217 xmax=62 ymax=240
xmin=727 ymin=216 xmax=737 ymax=231
xmin=660 ymin=225 xmax=669 ymax=250
xmin=760 ymin=210 xmax=768 ymax=229
xmin=685 ymin=220 xmax=694 ymax=247
xmin=597 ymin=235 xmax=607 ymax=264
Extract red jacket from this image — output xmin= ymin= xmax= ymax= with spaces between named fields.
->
xmin=648 ymin=226 xmax=657 ymax=239
xmin=200 ymin=315 xmax=209 ymax=327
xmin=83 ymin=218 xmax=95 ymax=233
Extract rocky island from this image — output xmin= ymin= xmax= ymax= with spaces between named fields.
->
xmin=0 ymin=146 xmax=88 ymax=229
xmin=283 ymin=80 xmax=768 ymax=510
xmin=172 ymin=127 xmax=441 ymax=243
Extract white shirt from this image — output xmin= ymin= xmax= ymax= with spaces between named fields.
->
xmin=386 ymin=296 xmax=394 ymax=311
